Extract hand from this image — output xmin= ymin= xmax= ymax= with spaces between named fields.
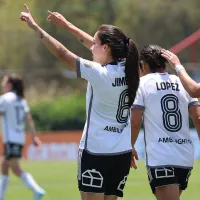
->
xmin=130 ymin=147 xmax=139 ymax=169
xmin=20 ymin=4 xmax=37 ymax=29
xmin=161 ymin=49 xmax=181 ymax=69
xmin=47 ymin=11 xmax=68 ymax=28
xmin=32 ymin=136 xmax=42 ymax=151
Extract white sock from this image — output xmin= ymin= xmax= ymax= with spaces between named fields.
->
xmin=0 ymin=175 xmax=9 ymax=200
xmin=20 ymin=172 xmax=45 ymax=194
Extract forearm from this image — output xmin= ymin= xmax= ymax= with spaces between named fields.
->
xmin=189 ymin=105 xmax=200 ymax=139
xmin=178 ymin=69 xmax=200 ymax=97
xmin=192 ymin=119 xmax=200 ymax=140
xmin=195 ymin=125 xmax=200 ymax=140
xmin=33 ymin=25 xmax=77 ymax=70
xmin=131 ymin=127 xmax=141 ymax=147
xmin=28 ymin=121 xmax=36 ymax=138
xmin=63 ymin=22 xmax=93 ymax=49
xmin=29 ymin=127 xmax=36 ymax=138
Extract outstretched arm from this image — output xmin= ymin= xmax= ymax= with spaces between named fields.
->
xmin=20 ymin=4 xmax=78 ymax=71
xmin=47 ymin=11 xmax=93 ymax=49
xmin=161 ymin=49 xmax=200 ymax=98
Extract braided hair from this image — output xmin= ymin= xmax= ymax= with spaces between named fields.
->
xmin=140 ymin=44 xmax=167 ymax=72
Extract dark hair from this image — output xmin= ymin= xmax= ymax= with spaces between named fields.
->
xmin=140 ymin=44 xmax=167 ymax=72
xmin=97 ymin=25 xmax=140 ymax=107
xmin=6 ymin=74 xmax=25 ymax=98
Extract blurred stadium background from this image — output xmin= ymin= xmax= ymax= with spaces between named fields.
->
xmin=1 ymin=0 xmax=200 ymax=199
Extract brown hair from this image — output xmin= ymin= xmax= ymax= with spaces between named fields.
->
xmin=97 ymin=25 xmax=140 ymax=107
xmin=7 ymin=74 xmax=25 ymax=98
xmin=140 ymin=44 xmax=167 ymax=72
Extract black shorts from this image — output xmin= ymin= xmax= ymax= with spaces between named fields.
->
xmin=147 ymin=167 xmax=192 ymax=194
xmin=4 ymin=143 xmax=24 ymax=160
xmin=78 ymin=149 xmax=132 ymax=197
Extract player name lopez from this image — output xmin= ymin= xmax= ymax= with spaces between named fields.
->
xmin=112 ymin=77 xmax=128 ymax=87
xmin=156 ymin=82 xmax=180 ymax=91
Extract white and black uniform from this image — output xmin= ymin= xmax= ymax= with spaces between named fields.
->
xmin=76 ymin=57 xmax=132 ymax=197
xmin=0 ymin=91 xmax=30 ymax=159
xmin=132 ymin=72 xmax=199 ymax=193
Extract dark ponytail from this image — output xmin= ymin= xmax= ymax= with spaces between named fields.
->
xmin=125 ymin=40 xmax=140 ymax=107
xmin=7 ymin=74 xmax=25 ymax=98
xmin=97 ymin=24 xmax=140 ymax=107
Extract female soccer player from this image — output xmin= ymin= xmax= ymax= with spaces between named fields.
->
xmin=0 ymin=74 xmax=45 ymax=200
xmin=20 ymin=4 xmax=140 ymax=200
xmin=131 ymin=45 xmax=200 ymax=200
xmin=161 ymin=49 xmax=200 ymax=98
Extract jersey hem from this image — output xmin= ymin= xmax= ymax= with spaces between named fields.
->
xmin=188 ymin=101 xmax=199 ymax=107
xmin=146 ymin=165 xmax=193 ymax=169
xmin=132 ymin=104 xmax=145 ymax=110
xmin=79 ymin=148 xmax=132 ymax=156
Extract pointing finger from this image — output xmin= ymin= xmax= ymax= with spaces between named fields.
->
xmin=24 ymin=4 xmax=30 ymax=13
xmin=48 ymin=10 xmax=59 ymax=19
xmin=47 ymin=15 xmax=52 ymax=21
xmin=48 ymin=10 xmax=54 ymax=15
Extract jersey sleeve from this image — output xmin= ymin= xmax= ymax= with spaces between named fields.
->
xmin=76 ymin=57 xmax=106 ymax=84
xmin=0 ymin=97 xmax=6 ymax=113
xmin=23 ymin=100 xmax=30 ymax=114
xmin=188 ymin=96 xmax=199 ymax=108
xmin=132 ymin=85 xmax=145 ymax=110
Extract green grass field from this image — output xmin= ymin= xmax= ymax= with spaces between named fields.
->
xmin=4 ymin=160 xmax=200 ymax=200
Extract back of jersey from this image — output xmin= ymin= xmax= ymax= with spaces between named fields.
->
xmin=0 ymin=92 xmax=30 ymax=144
xmin=133 ymin=72 xmax=199 ymax=168
xmin=77 ymin=58 xmax=132 ymax=154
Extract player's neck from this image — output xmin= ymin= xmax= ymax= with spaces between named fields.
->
xmin=154 ymin=68 xmax=166 ymax=73
xmin=102 ymin=56 xmax=116 ymax=66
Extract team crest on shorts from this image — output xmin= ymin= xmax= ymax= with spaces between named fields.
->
xmin=82 ymin=169 xmax=103 ymax=188
xmin=117 ymin=175 xmax=128 ymax=192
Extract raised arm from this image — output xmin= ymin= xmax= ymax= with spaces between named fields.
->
xmin=20 ymin=4 xmax=78 ymax=71
xmin=47 ymin=11 xmax=93 ymax=49
xmin=161 ymin=49 xmax=200 ymax=98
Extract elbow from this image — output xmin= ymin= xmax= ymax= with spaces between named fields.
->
xmin=189 ymin=87 xmax=200 ymax=98
xmin=195 ymin=117 xmax=200 ymax=125
xmin=189 ymin=92 xmax=200 ymax=98
xmin=57 ymin=47 xmax=71 ymax=64
xmin=57 ymin=48 xmax=67 ymax=60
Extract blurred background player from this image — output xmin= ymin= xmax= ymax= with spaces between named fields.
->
xmin=162 ymin=49 xmax=200 ymax=98
xmin=0 ymin=74 xmax=45 ymax=200
xmin=20 ymin=4 xmax=140 ymax=200
xmin=131 ymin=45 xmax=200 ymax=200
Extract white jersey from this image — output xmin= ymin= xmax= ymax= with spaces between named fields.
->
xmin=133 ymin=73 xmax=199 ymax=168
xmin=0 ymin=92 xmax=30 ymax=144
xmin=76 ymin=57 xmax=132 ymax=155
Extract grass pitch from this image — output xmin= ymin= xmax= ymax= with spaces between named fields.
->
xmin=5 ymin=160 xmax=200 ymax=200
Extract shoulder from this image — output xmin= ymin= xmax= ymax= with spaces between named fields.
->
xmin=22 ymin=98 xmax=28 ymax=104
xmin=0 ymin=92 xmax=16 ymax=101
xmin=169 ymin=73 xmax=179 ymax=80
xmin=140 ymin=74 xmax=155 ymax=85
xmin=79 ymin=57 xmax=102 ymax=69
